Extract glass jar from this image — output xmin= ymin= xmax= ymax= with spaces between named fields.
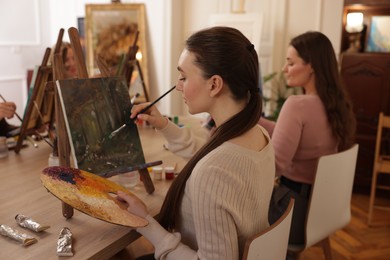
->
xmin=152 ymin=166 xmax=163 ymax=180
xmin=118 ymin=171 xmax=140 ymax=188
xmin=164 ymin=166 xmax=175 ymax=180
xmin=48 ymin=153 xmax=59 ymax=166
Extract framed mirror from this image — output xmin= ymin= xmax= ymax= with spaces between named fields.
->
xmin=85 ymin=3 xmax=149 ymax=102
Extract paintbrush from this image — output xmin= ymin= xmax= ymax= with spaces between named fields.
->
xmin=109 ymin=85 xmax=176 ymax=139
xmin=106 ymin=93 xmax=140 ymax=139
xmin=130 ymin=92 xmax=140 ymax=104
xmin=26 ymin=136 xmax=38 ymax=148
xmin=0 ymin=94 xmax=23 ymax=122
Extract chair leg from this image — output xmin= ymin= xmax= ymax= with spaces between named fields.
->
xmin=368 ymin=169 xmax=379 ymax=226
xmin=321 ymin=237 xmax=332 ymax=260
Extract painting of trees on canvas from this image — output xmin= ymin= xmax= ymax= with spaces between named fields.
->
xmin=57 ymin=77 xmax=145 ymax=176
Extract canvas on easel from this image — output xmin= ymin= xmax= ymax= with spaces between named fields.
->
xmin=56 ymin=77 xmax=149 ymax=176
xmin=52 ymin=27 xmax=156 ymax=220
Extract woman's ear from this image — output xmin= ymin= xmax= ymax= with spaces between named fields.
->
xmin=208 ymin=75 xmax=224 ymax=97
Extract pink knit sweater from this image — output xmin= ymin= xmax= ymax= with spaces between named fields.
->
xmin=259 ymin=95 xmax=338 ymax=184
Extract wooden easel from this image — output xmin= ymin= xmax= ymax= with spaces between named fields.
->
xmin=14 ymin=30 xmax=65 ymax=153
xmin=14 ymin=48 xmax=52 ymax=153
xmin=122 ymin=30 xmax=149 ymax=102
xmin=51 ymin=28 xmax=73 ymax=218
xmin=53 ymin=27 xmax=156 ymax=219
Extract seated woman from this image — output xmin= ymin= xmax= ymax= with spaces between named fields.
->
xmin=50 ymin=41 xmax=78 ymax=79
xmin=259 ymin=31 xmax=356 ymax=245
xmin=117 ymin=26 xmax=276 ymax=259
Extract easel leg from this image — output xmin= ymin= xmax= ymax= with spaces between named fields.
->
xmin=138 ymin=168 xmax=155 ymax=194
xmin=62 ymin=202 xmax=74 ymax=219
xmin=135 ymin=60 xmax=149 ymax=101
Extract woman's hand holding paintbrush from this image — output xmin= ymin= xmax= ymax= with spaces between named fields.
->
xmin=0 ymin=94 xmax=21 ymax=121
xmin=109 ymin=86 xmax=176 ymax=138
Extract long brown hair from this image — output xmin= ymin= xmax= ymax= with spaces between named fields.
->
xmin=290 ymin=31 xmax=356 ymax=151
xmin=157 ymin=26 xmax=262 ymax=230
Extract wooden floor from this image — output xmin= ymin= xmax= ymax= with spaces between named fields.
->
xmin=111 ymin=191 xmax=390 ymax=260
xmin=301 ymin=192 xmax=390 ymax=260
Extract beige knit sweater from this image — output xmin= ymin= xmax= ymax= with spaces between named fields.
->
xmin=137 ymin=121 xmax=275 ymax=260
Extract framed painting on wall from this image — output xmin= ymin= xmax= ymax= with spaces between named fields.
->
xmin=85 ymin=3 xmax=149 ymax=100
xmin=77 ymin=17 xmax=86 ymax=59
xmin=366 ymin=16 xmax=390 ymax=53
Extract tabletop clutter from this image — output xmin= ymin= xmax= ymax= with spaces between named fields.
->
xmin=0 ymin=162 xmax=179 ymax=257
xmin=0 ymin=114 xmax=189 ymax=258
xmin=0 ymin=166 xmax=178 ymax=258
xmin=151 ymin=164 xmax=177 ymax=181
xmin=0 ymin=214 xmax=73 ymax=256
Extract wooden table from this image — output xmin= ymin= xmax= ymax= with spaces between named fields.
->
xmin=0 ymin=117 xmax=204 ymax=259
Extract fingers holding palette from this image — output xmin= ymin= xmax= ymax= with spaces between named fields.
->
xmin=40 ymin=166 xmax=148 ymax=228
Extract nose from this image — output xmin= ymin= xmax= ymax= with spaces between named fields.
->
xmin=175 ymin=81 xmax=183 ymax=92
xmin=282 ymin=64 xmax=288 ymax=73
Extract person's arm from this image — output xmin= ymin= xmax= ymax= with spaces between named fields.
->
xmin=117 ymin=163 xmax=241 ymax=259
xmin=0 ymin=102 xmax=16 ymax=120
xmin=130 ymin=102 xmax=206 ymax=159
xmin=270 ymin=97 xmax=303 ymax=175
xmin=116 ymin=192 xmax=203 ymax=259
xmin=159 ymin=120 xmax=206 ymax=159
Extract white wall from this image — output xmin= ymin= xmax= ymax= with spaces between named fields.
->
xmin=0 ymin=0 xmax=344 ymax=123
xmin=0 ymin=0 xmax=48 ymax=125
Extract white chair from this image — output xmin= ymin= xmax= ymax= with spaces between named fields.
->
xmin=242 ymin=198 xmax=294 ymax=260
xmin=288 ymin=144 xmax=359 ymax=260
xmin=368 ymin=112 xmax=390 ymax=226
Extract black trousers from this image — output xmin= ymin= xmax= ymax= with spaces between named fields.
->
xmin=0 ymin=119 xmax=19 ymax=137
xmin=136 ymin=254 xmax=155 ymax=260
xmin=268 ymin=176 xmax=311 ymax=245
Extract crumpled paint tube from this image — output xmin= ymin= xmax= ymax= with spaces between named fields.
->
xmin=57 ymin=227 xmax=74 ymax=256
xmin=0 ymin=224 xmax=37 ymax=246
xmin=15 ymin=214 xmax=50 ymax=232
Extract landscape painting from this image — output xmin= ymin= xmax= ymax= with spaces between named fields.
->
xmin=56 ymin=77 xmax=145 ymax=176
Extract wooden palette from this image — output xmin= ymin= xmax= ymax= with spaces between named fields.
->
xmin=41 ymin=166 xmax=148 ymax=228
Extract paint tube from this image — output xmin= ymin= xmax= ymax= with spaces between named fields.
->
xmin=15 ymin=214 xmax=50 ymax=232
xmin=0 ymin=224 xmax=37 ymax=246
xmin=57 ymin=227 xmax=74 ymax=256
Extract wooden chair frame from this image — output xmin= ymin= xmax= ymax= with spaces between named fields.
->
xmin=243 ymin=199 xmax=294 ymax=260
xmin=368 ymin=112 xmax=390 ymax=226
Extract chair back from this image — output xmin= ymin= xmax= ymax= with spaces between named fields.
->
xmin=242 ymin=198 xmax=294 ymax=260
xmin=374 ymin=112 xmax=390 ymax=164
xmin=368 ymin=112 xmax=390 ymax=226
xmin=305 ymin=144 xmax=359 ymax=248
